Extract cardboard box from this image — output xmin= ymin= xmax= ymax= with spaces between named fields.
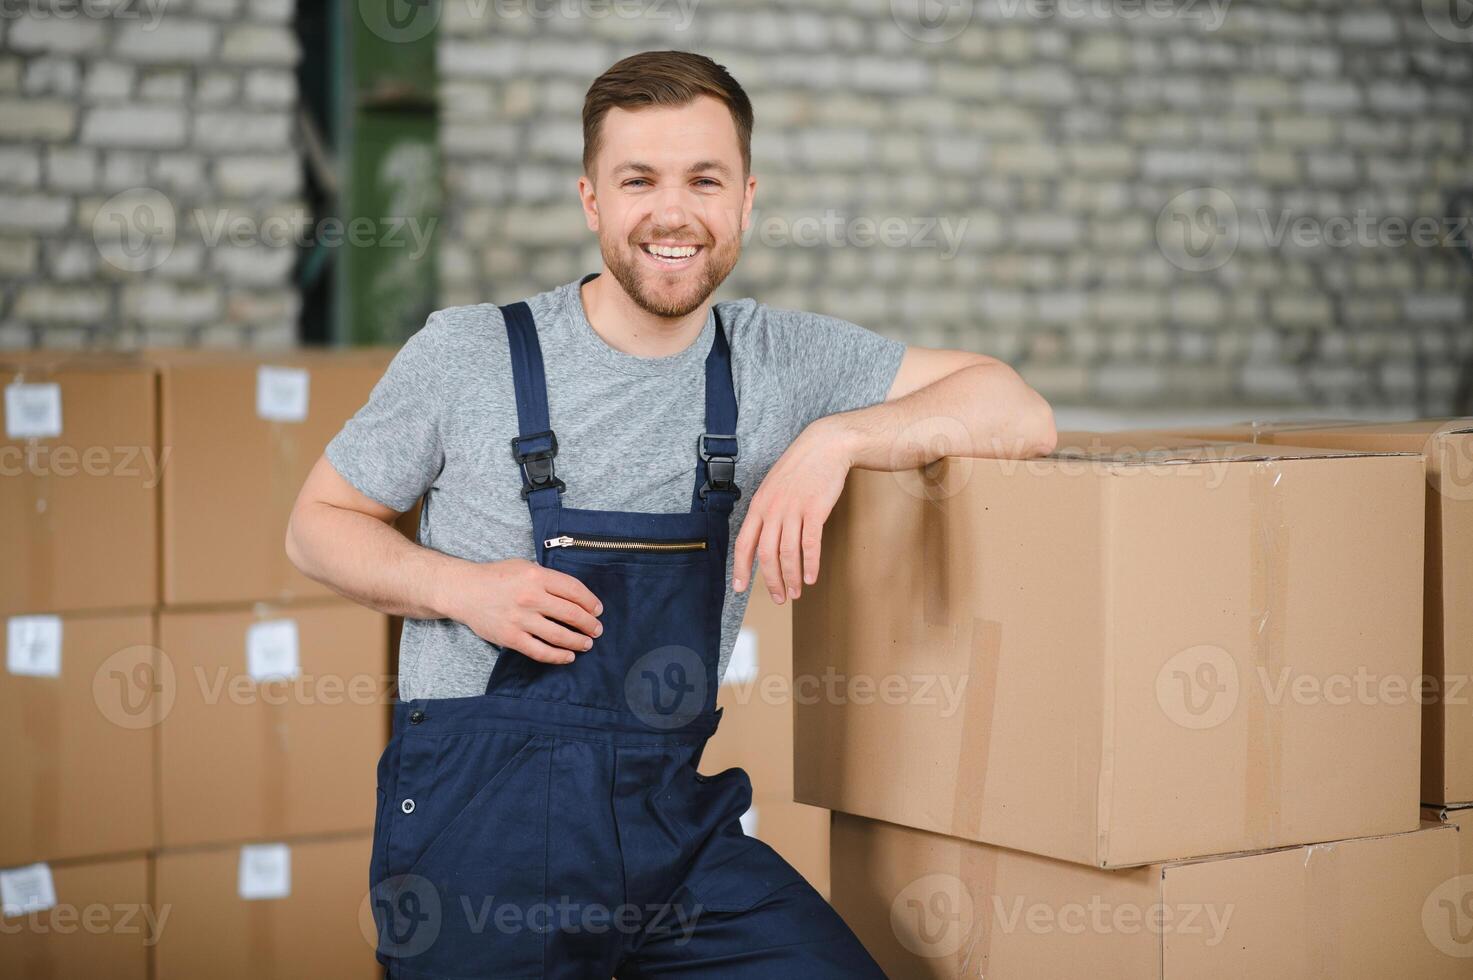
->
xmin=0 ymin=855 xmax=152 ymax=979
xmin=1155 ymin=420 xmax=1473 ymax=804
xmin=1423 ymin=804 xmax=1473 ymax=879
xmin=1 ymin=353 xmax=158 ymax=615
xmin=831 ymin=812 xmax=1465 ymax=979
xmin=153 ymin=834 xmax=378 ymax=980
xmin=1 ymin=611 xmax=155 ymax=867
xmin=158 ymin=601 xmax=390 ymax=847
xmin=795 ymin=437 xmax=1425 ymax=867
xmin=705 ymin=573 xmax=797 ymax=798
xmin=738 ymin=792 xmax=831 ymax=898
xmin=152 ymin=348 xmax=392 ymax=606
xmin=700 ymin=575 xmax=830 ymax=894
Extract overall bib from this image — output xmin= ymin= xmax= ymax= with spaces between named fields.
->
xmin=368 ymin=302 xmax=885 ymax=979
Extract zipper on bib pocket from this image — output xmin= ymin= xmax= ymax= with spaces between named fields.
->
xmin=543 ymin=535 xmax=707 ymax=553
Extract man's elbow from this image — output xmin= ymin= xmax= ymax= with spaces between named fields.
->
xmin=283 ymin=503 xmax=314 ymax=577
xmin=987 ymin=363 xmax=1056 ymax=458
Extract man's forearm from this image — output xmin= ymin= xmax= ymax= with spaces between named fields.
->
xmin=286 ymin=502 xmax=466 ymax=620
xmin=827 ymin=360 xmax=1056 ymax=472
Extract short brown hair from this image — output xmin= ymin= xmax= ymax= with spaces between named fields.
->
xmin=582 ymin=50 xmax=754 ymax=180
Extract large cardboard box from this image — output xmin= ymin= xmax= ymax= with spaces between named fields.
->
xmin=737 ymin=792 xmax=831 ymax=899
xmin=700 ymin=575 xmax=831 ymax=894
xmin=831 ymin=812 xmax=1465 ymax=979
xmin=1423 ymin=804 xmax=1473 ymax=879
xmin=154 ymin=834 xmax=378 ymax=980
xmin=152 ymin=348 xmax=392 ymax=606
xmin=0 ymin=855 xmax=152 ymax=979
xmin=1 ymin=611 xmax=156 ymax=866
xmin=158 ymin=601 xmax=390 ymax=847
xmin=1 ymin=353 xmax=158 ymax=615
xmin=795 ymin=437 xmax=1425 ymax=868
xmin=1159 ymin=420 xmax=1473 ymax=804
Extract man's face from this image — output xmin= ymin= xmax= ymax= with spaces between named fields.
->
xmin=580 ymin=95 xmax=755 ymax=318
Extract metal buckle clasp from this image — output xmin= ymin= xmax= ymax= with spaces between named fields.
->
xmin=698 ymin=432 xmax=740 ymax=500
xmin=511 ymin=430 xmax=566 ymax=499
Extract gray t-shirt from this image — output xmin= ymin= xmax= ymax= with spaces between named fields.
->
xmin=326 ymin=273 xmax=906 ymax=701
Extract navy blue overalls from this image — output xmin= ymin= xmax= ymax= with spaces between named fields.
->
xmin=368 ymin=301 xmax=886 ymax=978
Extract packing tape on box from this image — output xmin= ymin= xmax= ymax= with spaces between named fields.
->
xmin=1244 ymin=460 xmax=1287 ymax=850
xmin=24 ymin=675 xmax=61 ymax=861
xmin=9 ymin=367 xmax=56 ymax=610
xmin=916 ymin=475 xmax=1006 ymax=844
xmin=247 ymin=895 xmax=274 ymax=976
xmin=263 ymin=688 xmax=289 ymax=838
xmin=23 ymin=942 xmax=56 ymax=980
xmin=1304 ymin=840 xmax=1343 ymax=979
xmin=949 ymin=617 xmax=1004 ymax=842
xmin=252 ymin=609 xmax=292 ymax=840
xmin=269 ymin=421 xmax=300 ymax=597
xmin=957 ymin=834 xmax=1001 ymax=979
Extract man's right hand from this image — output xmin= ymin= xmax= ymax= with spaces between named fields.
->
xmin=443 ymin=558 xmax=603 ymax=666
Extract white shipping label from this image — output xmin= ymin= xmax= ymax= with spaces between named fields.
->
xmin=724 ymin=627 xmax=759 ymax=686
xmin=255 ymin=366 xmax=310 ymax=422
xmin=4 ymin=382 xmax=63 ymax=439
xmin=7 ymin=616 xmax=62 ymax=678
xmin=740 ymin=805 xmax=759 ymax=838
xmin=238 ymin=844 xmax=292 ymax=901
xmin=246 ymin=619 xmax=300 ymax=682
xmin=1 ymin=864 xmax=57 ymax=918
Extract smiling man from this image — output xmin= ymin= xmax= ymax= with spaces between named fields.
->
xmin=287 ymin=50 xmax=1054 ymax=980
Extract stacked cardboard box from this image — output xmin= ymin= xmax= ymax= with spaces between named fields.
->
xmin=1151 ymin=420 xmax=1473 ymax=808
xmin=699 ymin=573 xmax=831 ymax=895
xmin=153 ymin=834 xmax=377 ymax=980
xmin=2 ymin=350 xmax=391 ymax=977
xmin=2 ymin=354 xmax=161 ymax=976
xmin=798 ymin=431 xmax=1470 ymax=975
xmin=148 ymin=350 xmax=390 ymax=978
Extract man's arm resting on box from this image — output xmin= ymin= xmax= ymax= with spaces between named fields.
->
xmin=285 ymin=458 xmax=603 ymax=665
xmin=731 ymin=348 xmax=1056 ymax=605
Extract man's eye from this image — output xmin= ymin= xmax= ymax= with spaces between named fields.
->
xmin=694 ymin=178 xmax=720 ymax=188
xmin=624 ymin=179 xmax=649 ymax=188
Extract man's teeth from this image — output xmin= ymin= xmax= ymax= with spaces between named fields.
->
xmin=644 ymin=244 xmax=699 ymax=259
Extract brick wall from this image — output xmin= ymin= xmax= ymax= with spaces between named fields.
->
xmin=437 ymin=0 xmax=1473 ymax=413
xmin=3 ymin=1 xmax=1471 ymax=414
xmin=0 ymin=0 xmax=301 ymax=349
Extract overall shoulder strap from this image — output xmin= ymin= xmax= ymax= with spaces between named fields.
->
xmin=500 ymin=301 xmax=565 ymax=511
xmin=693 ymin=305 xmax=740 ymax=513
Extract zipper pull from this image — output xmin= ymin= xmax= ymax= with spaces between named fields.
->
xmin=544 ymin=535 xmax=574 ymax=549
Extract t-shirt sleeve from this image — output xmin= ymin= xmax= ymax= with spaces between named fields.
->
xmin=324 ymin=312 xmax=448 ymax=512
xmin=764 ymin=306 xmax=908 ymax=433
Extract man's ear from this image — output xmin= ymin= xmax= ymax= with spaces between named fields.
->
xmin=577 ymin=175 xmax=599 ymax=231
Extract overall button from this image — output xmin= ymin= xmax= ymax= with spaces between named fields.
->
xmin=409 ymin=710 xmax=425 ymax=724
xmin=401 ymin=799 xmax=416 ymax=814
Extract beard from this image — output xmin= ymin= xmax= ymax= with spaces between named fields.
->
xmin=600 ymin=227 xmax=741 ymax=319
